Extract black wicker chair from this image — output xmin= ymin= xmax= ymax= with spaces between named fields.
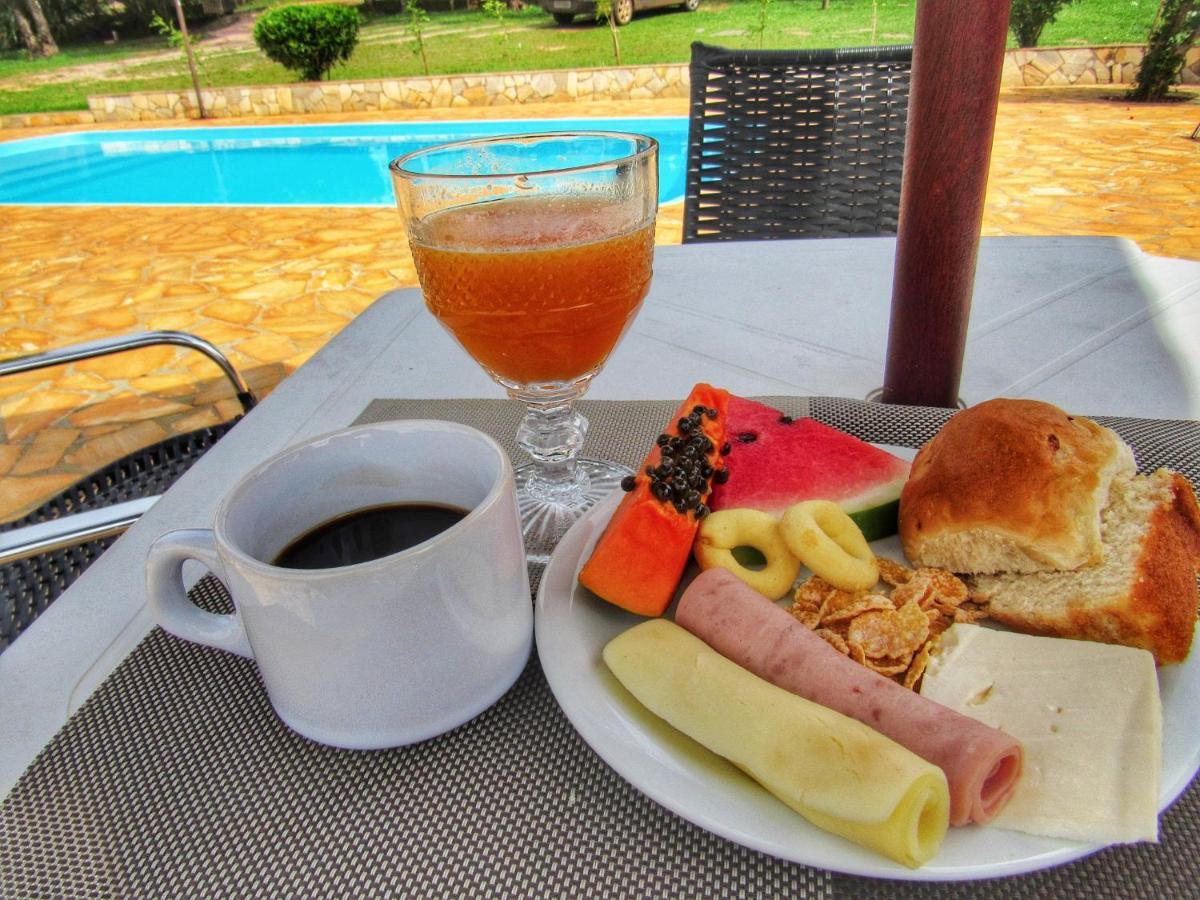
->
xmin=0 ymin=332 xmax=256 ymax=653
xmin=683 ymin=42 xmax=913 ymax=243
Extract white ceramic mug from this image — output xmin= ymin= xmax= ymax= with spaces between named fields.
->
xmin=145 ymin=420 xmax=532 ymax=749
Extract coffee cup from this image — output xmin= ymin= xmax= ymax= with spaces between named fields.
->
xmin=145 ymin=420 xmax=531 ymax=749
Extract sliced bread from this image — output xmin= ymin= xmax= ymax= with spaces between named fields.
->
xmin=969 ymin=470 xmax=1200 ymax=665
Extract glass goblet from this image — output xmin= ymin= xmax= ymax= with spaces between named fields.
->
xmin=390 ymin=132 xmax=658 ymax=564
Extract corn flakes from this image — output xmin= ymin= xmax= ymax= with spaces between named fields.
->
xmin=789 ymin=557 xmax=983 ymax=691
xmin=877 ymin=557 xmax=914 ymax=586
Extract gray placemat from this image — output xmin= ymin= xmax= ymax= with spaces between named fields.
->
xmin=2 ymin=397 xmax=1197 ymax=898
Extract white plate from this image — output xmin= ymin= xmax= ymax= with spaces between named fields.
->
xmin=535 ymin=483 xmax=1200 ymax=881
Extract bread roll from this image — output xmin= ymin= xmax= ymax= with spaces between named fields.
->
xmin=899 ymin=399 xmax=1135 ymax=574
xmin=970 ymin=469 xmax=1200 ymax=665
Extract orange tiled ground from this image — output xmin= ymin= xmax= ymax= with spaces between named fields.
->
xmin=1 ymin=88 xmax=1198 ymax=520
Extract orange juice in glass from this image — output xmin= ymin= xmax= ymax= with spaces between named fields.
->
xmin=390 ymin=133 xmax=658 ymax=562
xmin=411 ymin=194 xmax=654 ymax=387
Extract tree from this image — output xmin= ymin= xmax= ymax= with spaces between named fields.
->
xmin=2 ymin=1 xmax=214 ymax=49
xmin=20 ymin=0 xmax=55 ymax=56
xmin=1129 ymin=0 xmax=1200 ymax=101
xmin=5 ymin=4 xmax=40 ymax=55
xmin=482 ymin=0 xmax=512 ymax=67
xmin=151 ymin=11 xmax=209 ymax=84
xmin=1009 ymin=0 xmax=1075 ymax=48
xmin=595 ymin=0 xmax=621 ymax=65
xmin=405 ymin=0 xmax=430 ymax=76
xmin=1 ymin=0 xmax=57 ymax=56
xmin=747 ymin=0 xmax=771 ymax=48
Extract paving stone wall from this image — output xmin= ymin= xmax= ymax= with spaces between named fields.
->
xmin=1003 ymin=44 xmax=1200 ymax=86
xmin=84 ymin=64 xmax=689 ymax=122
xmin=3 ymin=46 xmax=1198 ymax=129
xmin=1 ymin=110 xmax=97 ymax=129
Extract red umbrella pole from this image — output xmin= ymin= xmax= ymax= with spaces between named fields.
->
xmin=881 ymin=0 xmax=1012 ymax=407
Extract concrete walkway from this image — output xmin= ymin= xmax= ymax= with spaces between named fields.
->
xmin=1 ymin=88 xmax=1198 ymax=520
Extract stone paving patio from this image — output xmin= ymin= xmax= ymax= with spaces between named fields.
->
xmin=1 ymin=88 xmax=1198 ymax=521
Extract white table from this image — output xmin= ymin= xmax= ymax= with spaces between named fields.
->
xmin=3 ymin=235 xmax=1199 ymax=799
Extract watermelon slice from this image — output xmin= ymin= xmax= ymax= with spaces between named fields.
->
xmin=708 ymin=396 xmax=910 ymax=541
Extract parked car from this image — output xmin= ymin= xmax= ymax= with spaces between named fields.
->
xmin=540 ymin=0 xmax=699 ymax=27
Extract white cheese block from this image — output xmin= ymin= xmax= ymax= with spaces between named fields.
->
xmin=919 ymin=623 xmax=1161 ymax=844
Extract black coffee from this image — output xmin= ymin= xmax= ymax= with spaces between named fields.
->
xmin=272 ymin=502 xmax=468 ymax=570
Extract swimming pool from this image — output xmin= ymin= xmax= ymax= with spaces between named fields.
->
xmin=0 ymin=117 xmax=688 ymax=207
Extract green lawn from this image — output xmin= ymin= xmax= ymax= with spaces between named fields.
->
xmin=1036 ymin=0 xmax=1158 ymax=46
xmin=0 ymin=37 xmax=169 ymax=79
xmin=0 ymin=0 xmax=1162 ymax=116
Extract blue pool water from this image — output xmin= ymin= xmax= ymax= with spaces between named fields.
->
xmin=0 ymin=117 xmax=688 ymax=206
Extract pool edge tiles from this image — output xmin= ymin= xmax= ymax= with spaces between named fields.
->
xmin=0 ymin=117 xmax=689 ymax=207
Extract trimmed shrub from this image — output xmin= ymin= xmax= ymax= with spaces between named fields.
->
xmin=253 ymin=4 xmax=360 ymax=82
xmin=1009 ymin=0 xmax=1075 ymax=48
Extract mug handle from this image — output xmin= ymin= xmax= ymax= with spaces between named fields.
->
xmin=146 ymin=529 xmax=253 ymax=659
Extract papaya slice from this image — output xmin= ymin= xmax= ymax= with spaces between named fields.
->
xmin=579 ymin=383 xmax=731 ymax=617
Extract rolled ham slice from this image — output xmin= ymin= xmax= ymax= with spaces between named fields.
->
xmin=675 ymin=567 xmax=1023 ymax=827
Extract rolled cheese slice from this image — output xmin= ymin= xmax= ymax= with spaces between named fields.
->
xmin=603 ymin=619 xmax=950 ymax=868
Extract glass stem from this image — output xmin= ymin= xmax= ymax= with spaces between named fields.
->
xmin=516 ymin=400 xmax=590 ymax=505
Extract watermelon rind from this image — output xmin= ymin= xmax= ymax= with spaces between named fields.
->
xmin=847 ymin=498 xmax=900 ymax=544
xmin=837 ymin=472 xmax=906 ymax=542
xmin=836 ymin=474 xmax=908 ymax=516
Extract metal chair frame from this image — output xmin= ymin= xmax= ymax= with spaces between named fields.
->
xmin=0 ymin=331 xmax=257 ymax=651
xmin=0 ymin=331 xmax=257 ymax=414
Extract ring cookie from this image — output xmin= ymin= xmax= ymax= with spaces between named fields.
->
xmin=694 ymin=508 xmax=801 ymax=599
xmin=781 ymin=501 xmax=879 ymax=592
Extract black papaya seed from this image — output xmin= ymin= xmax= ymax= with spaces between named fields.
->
xmin=620 ymin=475 xmax=636 ymax=492
xmin=714 ymin=468 xmax=730 ymax=484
